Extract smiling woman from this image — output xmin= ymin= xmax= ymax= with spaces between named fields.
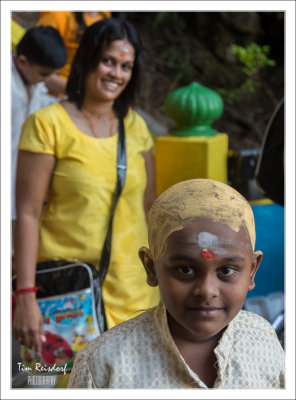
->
xmin=13 ymin=18 xmax=160 ymax=387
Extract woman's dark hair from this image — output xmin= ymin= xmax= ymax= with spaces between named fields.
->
xmin=16 ymin=26 xmax=67 ymax=69
xmin=66 ymin=18 xmax=142 ymax=119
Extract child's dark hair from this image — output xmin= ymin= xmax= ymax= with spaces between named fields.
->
xmin=66 ymin=18 xmax=143 ymax=119
xmin=16 ymin=26 xmax=67 ymax=69
xmin=74 ymin=12 xmax=87 ymax=30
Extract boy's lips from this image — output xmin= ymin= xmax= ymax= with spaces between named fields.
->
xmin=186 ymin=305 xmax=225 ymax=318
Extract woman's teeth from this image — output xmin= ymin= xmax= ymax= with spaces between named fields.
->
xmin=104 ymin=81 xmax=119 ymax=89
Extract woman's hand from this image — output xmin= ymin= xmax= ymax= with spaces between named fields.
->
xmin=13 ymin=293 xmax=45 ymax=355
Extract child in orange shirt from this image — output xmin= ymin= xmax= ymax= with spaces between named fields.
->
xmin=36 ymin=11 xmax=111 ymax=96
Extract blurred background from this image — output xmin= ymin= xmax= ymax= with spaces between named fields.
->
xmin=12 ymin=11 xmax=284 ymax=151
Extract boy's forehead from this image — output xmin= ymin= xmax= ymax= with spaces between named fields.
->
xmin=148 ymin=179 xmax=255 ymax=260
xmin=166 ymin=217 xmax=253 ymax=250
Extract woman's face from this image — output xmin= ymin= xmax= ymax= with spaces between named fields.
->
xmin=84 ymin=39 xmax=135 ymax=104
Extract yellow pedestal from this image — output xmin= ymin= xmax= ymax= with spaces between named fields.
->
xmin=154 ymin=133 xmax=228 ymax=195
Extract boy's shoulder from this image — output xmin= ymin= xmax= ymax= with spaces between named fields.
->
xmin=234 ymin=309 xmax=275 ymax=331
xmin=231 ymin=309 xmax=281 ymax=345
xmin=223 ymin=310 xmax=284 ymax=381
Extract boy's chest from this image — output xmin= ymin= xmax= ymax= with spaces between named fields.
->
xmin=173 ymin=338 xmax=219 ymax=388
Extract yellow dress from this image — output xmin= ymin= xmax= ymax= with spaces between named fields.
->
xmin=19 ymin=102 xmax=160 ymax=328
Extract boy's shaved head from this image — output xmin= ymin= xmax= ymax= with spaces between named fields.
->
xmin=148 ymin=179 xmax=256 ymax=260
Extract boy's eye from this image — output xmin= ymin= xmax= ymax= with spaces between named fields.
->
xmin=177 ymin=266 xmax=195 ymax=275
xmin=219 ymin=266 xmax=237 ymax=277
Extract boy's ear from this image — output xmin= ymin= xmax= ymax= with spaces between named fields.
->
xmin=248 ymin=250 xmax=263 ymax=291
xmin=16 ymin=54 xmax=29 ymax=68
xmin=138 ymin=247 xmax=158 ymax=287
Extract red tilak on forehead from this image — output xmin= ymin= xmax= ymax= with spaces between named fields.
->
xmin=201 ymin=248 xmax=215 ymax=260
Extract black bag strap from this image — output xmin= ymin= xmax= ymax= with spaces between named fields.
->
xmin=96 ymin=117 xmax=127 ymax=332
xmin=99 ymin=117 xmax=127 ymax=282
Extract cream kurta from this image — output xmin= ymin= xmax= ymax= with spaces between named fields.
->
xmin=68 ymin=301 xmax=285 ymax=389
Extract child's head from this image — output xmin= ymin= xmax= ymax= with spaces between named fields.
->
xmin=15 ymin=26 xmax=66 ymax=85
xmin=139 ymin=179 xmax=263 ymax=342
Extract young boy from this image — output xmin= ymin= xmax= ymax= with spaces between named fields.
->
xmin=11 ymin=26 xmax=66 ymax=252
xmin=68 ymin=179 xmax=285 ymax=389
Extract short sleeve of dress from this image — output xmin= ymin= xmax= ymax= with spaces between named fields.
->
xmin=126 ymin=111 xmax=154 ymax=153
xmin=18 ymin=110 xmax=56 ymax=155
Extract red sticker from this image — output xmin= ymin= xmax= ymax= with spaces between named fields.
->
xmin=201 ymin=248 xmax=215 ymax=260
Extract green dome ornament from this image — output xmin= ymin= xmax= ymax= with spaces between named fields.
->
xmin=164 ymin=82 xmax=224 ymax=137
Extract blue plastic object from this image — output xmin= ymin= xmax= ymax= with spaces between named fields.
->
xmin=246 ymin=203 xmax=285 ymax=298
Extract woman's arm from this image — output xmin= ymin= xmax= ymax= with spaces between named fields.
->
xmin=44 ymin=73 xmax=67 ymax=96
xmin=143 ymin=149 xmax=157 ymax=222
xmin=13 ymin=150 xmax=55 ymax=354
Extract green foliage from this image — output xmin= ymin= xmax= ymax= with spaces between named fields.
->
xmin=241 ymin=78 xmax=260 ymax=94
xmin=218 ymin=42 xmax=276 ymax=104
xmin=231 ymin=42 xmax=276 ymax=77
xmin=161 ymin=45 xmax=194 ymax=83
xmin=152 ymin=12 xmax=186 ymax=30
xmin=152 ymin=14 xmax=277 ymax=104
xmin=216 ymin=88 xmax=236 ymax=105
xmin=151 ymin=12 xmax=194 ymax=85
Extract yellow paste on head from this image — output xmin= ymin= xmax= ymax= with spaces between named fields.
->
xmin=148 ymin=179 xmax=256 ymax=260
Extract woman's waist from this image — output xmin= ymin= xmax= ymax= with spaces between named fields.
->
xmin=37 ymin=220 xmax=148 ymax=265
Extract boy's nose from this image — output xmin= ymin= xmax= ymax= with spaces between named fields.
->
xmin=192 ymin=275 xmax=219 ymax=300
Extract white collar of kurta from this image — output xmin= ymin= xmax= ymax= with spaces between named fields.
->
xmin=12 ymin=55 xmax=45 ymax=97
xmin=153 ymin=299 xmax=235 ymax=387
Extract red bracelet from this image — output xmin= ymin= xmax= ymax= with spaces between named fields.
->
xmin=15 ymin=286 xmax=41 ymax=296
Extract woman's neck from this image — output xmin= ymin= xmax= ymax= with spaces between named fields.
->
xmin=82 ymin=98 xmax=114 ymax=118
